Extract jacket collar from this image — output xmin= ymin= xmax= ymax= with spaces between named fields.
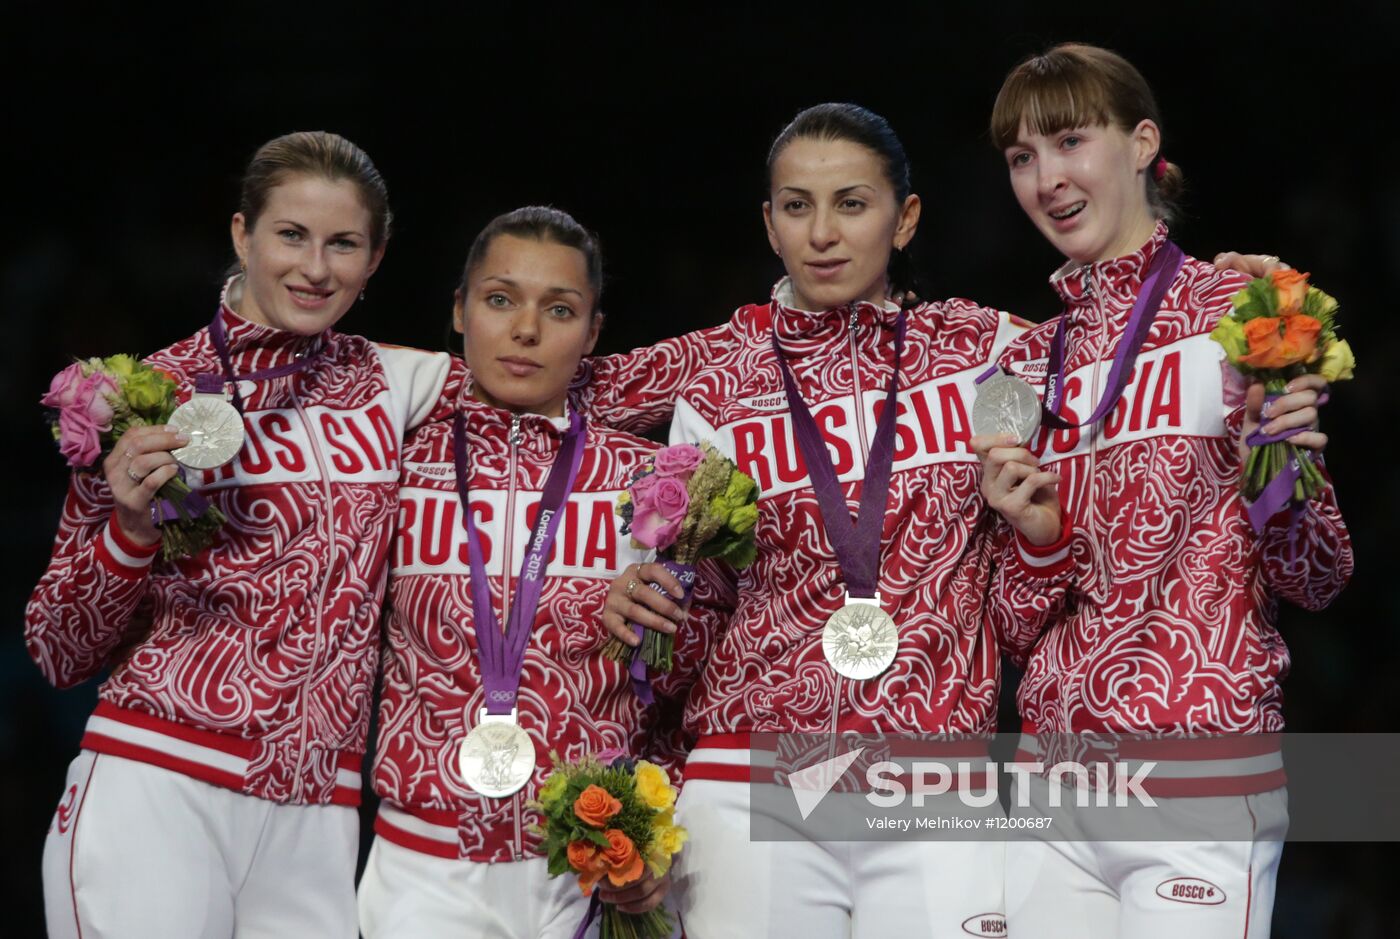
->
xmin=456 ymin=377 xmax=574 ymax=456
xmin=768 ymin=277 xmax=902 ymax=356
xmin=1048 ymin=220 xmax=1172 ymax=323
xmin=216 ymin=275 xmax=330 ymax=363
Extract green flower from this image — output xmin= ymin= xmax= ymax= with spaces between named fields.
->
xmin=538 ymin=771 xmax=568 ymax=807
xmin=104 ymin=354 xmax=139 ymax=380
xmin=1209 ymin=316 xmax=1249 ymax=361
xmin=727 ymin=503 xmax=758 ymax=535
xmin=124 ymin=366 xmax=175 ymax=415
xmin=727 ymin=471 xmax=756 ymax=503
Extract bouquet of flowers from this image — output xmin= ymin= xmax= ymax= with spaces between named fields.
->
xmin=531 ymin=751 xmax=688 ymax=939
xmin=1210 ymin=269 xmax=1354 ymax=513
xmin=42 ymin=355 xmax=225 ymax=558
xmin=602 ymin=442 xmax=759 ymax=673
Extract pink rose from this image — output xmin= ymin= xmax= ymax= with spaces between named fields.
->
xmin=41 ymin=363 xmax=88 ymax=409
xmin=630 ymin=476 xmax=689 ymax=550
xmin=43 ymin=365 xmax=117 ymax=467
xmin=653 ymin=444 xmax=704 ymax=478
xmin=629 ymin=471 xmax=658 ymax=503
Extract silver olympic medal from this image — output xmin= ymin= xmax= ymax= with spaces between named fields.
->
xmin=168 ymin=393 xmax=245 ymax=470
xmin=971 ymin=374 xmax=1042 ymax=444
xmin=822 ymin=594 xmax=899 ymax=680
xmin=458 ymin=709 xmax=537 ymax=798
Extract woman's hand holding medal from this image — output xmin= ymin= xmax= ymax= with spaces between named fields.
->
xmin=103 ymin=424 xmax=188 ymax=546
xmin=971 ymin=433 xmax=1063 ymax=547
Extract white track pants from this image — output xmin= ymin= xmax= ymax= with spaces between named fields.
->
xmin=1004 ymin=776 xmax=1287 ymax=939
xmin=357 ymin=835 xmax=604 ymax=939
xmin=42 ymin=750 xmax=358 ymax=939
xmin=673 ymin=778 xmax=1008 ymax=938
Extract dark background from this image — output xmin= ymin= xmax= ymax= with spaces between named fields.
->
xmin=4 ymin=3 xmax=1395 ymax=936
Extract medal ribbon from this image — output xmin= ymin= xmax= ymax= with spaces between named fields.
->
xmin=1040 ymin=241 xmax=1185 ymax=429
xmin=454 ymin=409 xmax=587 ymax=715
xmin=155 ymin=306 xmax=322 ymax=524
xmin=770 ymin=308 xmax=906 ymax=599
xmin=195 ymin=308 xmax=326 ymax=411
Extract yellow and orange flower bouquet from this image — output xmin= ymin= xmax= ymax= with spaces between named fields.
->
xmin=530 ymin=751 xmax=687 ymax=939
xmin=1210 ymin=269 xmax=1354 ymax=511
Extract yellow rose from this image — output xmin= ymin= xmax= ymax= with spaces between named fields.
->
xmin=1309 ymin=287 xmax=1339 ymax=319
xmin=634 ymin=761 xmax=676 ymax=811
xmin=657 ymin=822 xmax=689 ymax=856
xmin=1318 ymin=339 xmax=1356 ymax=383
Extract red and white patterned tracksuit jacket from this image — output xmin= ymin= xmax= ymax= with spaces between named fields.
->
xmin=26 ymin=303 xmax=456 ymax=806
xmin=990 ymin=224 xmax=1353 ymax=795
xmin=371 ymin=391 xmax=730 ymax=863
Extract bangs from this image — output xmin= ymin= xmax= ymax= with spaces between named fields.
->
xmin=990 ymin=54 xmax=1116 ymax=150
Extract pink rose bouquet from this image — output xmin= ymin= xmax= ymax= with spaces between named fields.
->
xmin=42 ymin=355 xmax=226 ymax=558
xmin=604 ymin=442 xmax=760 ymax=677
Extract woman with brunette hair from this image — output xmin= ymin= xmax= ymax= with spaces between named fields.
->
xmin=978 ymin=44 xmax=1351 ymax=938
xmin=358 ymin=206 xmax=726 ymax=939
xmin=27 ymin=131 xmax=457 ymax=938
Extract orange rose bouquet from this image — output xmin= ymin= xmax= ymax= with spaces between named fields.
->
xmin=530 ymin=751 xmax=687 ymax=939
xmin=1210 ymin=270 xmax=1354 ymax=516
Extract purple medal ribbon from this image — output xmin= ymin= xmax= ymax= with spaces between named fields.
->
xmin=196 ymin=307 xmax=324 ymax=405
xmin=454 ymin=409 xmax=587 ymax=716
xmin=1243 ymin=391 xmax=1330 ymax=536
xmin=769 ymin=308 xmax=906 ymax=600
xmin=153 ymin=309 xmax=324 ymax=525
xmin=1038 ymin=241 xmax=1185 ymax=429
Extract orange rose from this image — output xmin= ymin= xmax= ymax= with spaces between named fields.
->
xmin=567 ymin=839 xmax=600 ymax=873
xmin=1282 ymin=314 xmax=1322 ymax=364
xmin=1239 ymin=314 xmax=1321 ymax=369
xmin=1240 ymin=317 xmax=1285 ymax=367
xmin=1270 ymin=268 xmax=1311 ymax=315
xmin=601 ymin=828 xmax=645 ymax=887
xmin=573 ymin=784 xmax=622 ymax=828
xmin=568 ymin=839 xmax=610 ymax=895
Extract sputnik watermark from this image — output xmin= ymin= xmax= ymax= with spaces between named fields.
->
xmin=789 ymin=749 xmax=1158 ymax=819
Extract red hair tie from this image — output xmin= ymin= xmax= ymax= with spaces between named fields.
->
xmin=1153 ymin=158 xmax=1168 ymax=182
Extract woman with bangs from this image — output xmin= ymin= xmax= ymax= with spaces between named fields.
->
xmin=974 ymin=44 xmax=1351 ymax=938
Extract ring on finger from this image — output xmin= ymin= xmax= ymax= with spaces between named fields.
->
xmin=624 ymin=578 xmax=640 ymax=599
xmin=1260 ymin=254 xmax=1280 ymax=265
xmin=126 ymin=466 xmax=145 ymax=483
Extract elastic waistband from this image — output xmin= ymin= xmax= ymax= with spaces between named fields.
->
xmin=1014 ymin=725 xmax=1286 ymax=798
xmin=683 ymin=732 xmax=993 ymax=791
xmin=374 ymin=802 xmax=462 ymax=859
xmin=81 ymin=701 xmax=363 ymax=806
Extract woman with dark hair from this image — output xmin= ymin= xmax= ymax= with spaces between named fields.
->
xmin=583 ymin=102 xmax=1284 ymax=937
xmin=576 ymin=102 xmax=1018 ymax=936
xmin=357 ymin=207 xmax=726 ymax=939
xmin=27 ymin=131 xmax=458 ymax=939
xmin=978 ymin=44 xmax=1350 ymax=938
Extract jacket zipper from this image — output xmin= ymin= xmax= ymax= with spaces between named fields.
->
xmin=1085 ymin=270 xmax=1112 ymax=599
xmin=831 ymin=307 xmax=876 ymax=737
xmin=290 ymin=377 xmax=337 ymax=802
xmin=505 ymin=413 xmax=525 ymax=860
